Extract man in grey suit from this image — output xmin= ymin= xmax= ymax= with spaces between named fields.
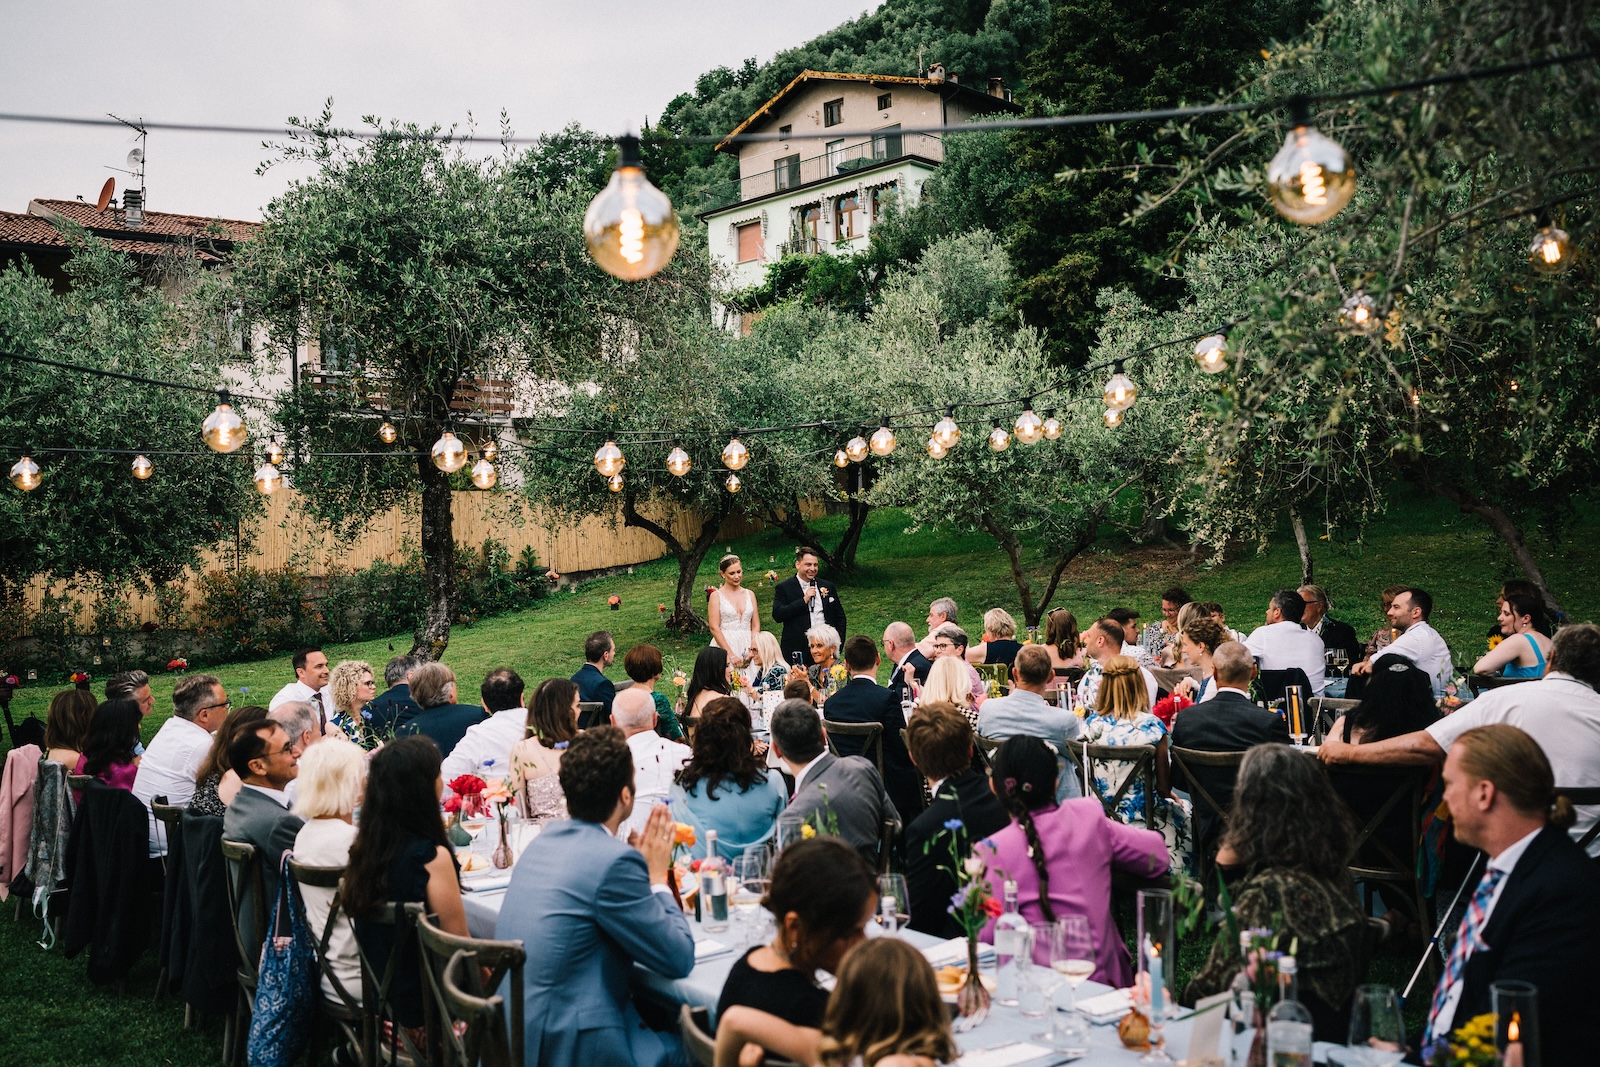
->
xmin=496 ymin=726 xmax=694 ymax=1067
xmin=770 ymin=699 xmax=900 ymax=868
xmin=221 ymin=720 xmax=304 ymax=939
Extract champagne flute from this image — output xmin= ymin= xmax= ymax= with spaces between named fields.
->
xmin=1343 ymin=985 xmax=1406 ymax=1067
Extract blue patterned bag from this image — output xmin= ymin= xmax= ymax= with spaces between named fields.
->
xmin=247 ymin=852 xmax=318 ymax=1067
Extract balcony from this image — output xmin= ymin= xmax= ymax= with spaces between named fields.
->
xmin=699 ymin=130 xmax=942 ymax=213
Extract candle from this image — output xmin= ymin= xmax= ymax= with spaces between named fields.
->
xmin=1505 ymin=1012 xmax=1524 ymax=1067
xmin=1147 ymin=938 xmax=1164 ymax=1016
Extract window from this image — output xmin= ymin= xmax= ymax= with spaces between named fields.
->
xmin=871 ymin=181 xmax=899 ymax=219
xmin=318 ymin=326 xmax=359 ymax=373
xmin=803 ymin=205 xmax=823 ymax=250
xmin=735 ymin=221 xmax=764 ymax=263
xmin=823 ymin=98 xmax=843 ymax=126
xmin=825 ymin=139 xmax=845 ymax=172
xmin=778 ymin=124 xmax=792 ymax=140
xmin=774 ymin=154 xmax=801 ymax=190
xmin=877 ymin=92 xmax=893 ymax=111
xmin=872 ymin=124 xmax=903 ymax=160
xmin=835 ymin=195 xmax=861 ymax=240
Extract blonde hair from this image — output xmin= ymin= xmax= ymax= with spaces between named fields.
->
xmin=329 ymin=659 xmax=374 ymax=716
xmin=921 ymin=655 xmax=972 ymax=708
xmin=1096 ymin=655 xmax=1149 ymax=720
xmin=982 ymin=608 xmax=1017 ymax=639
xmin=819 ymin=938 xmax=957 ymax=1066
xmin=291 ymin=738 xmax=367 ymax=819
xmin=751 ymin=631 xmax=784 ymax=671
xmin=1174 ymin=602 xmax=1206 ymax=633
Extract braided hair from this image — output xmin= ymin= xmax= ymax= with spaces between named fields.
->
xmin=990 ymin=736 xmax=1060 ymax=923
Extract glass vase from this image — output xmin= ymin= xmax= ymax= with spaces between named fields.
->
xmin=958 ymin=937 xmax=992 ymax=1023
xmin=491 ymin=812 xmax=513 ymax=869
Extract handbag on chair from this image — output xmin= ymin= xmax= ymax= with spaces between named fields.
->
xmin=247 ymin=851 xmax=318 ymax=1067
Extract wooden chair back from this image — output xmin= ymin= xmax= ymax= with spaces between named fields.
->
xmin=576 ymin=702 xmax=606 ymax=729
xmin=1066 ymin=742 xmax=1158 ymax=828
xmin=1309 ymin=697 xmax=1359 ymax=743
xmin=679 ymin=1004 xmax=800 ymax=1067
xmin=823 ymin=720 xmax=884 ymax=778
xmin=416 ymin=911 xmax=526 ymax=1067
xmin=1467 ymin=673 xmax=1535 ymax=696
xmin=355 ymin=901 xmax=428 ymax=1067
xmin=1168 ymin=747 xmax=1244 ymax=892
xmin=1257 ymin=667 xmax=1313 ymax=705
xmin=440 ymin=949 xmax=514 ymax=1067
xmin=150 ymin=799 xmax=184 ymax=872
xmin=285 ymin=859 xmax=367 ymax=1057
xmin=1329 ymin=765 xmax=1433 ymax=964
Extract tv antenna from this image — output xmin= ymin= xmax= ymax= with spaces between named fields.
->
xmin=105 ymin=113 xmax=147 ymax=224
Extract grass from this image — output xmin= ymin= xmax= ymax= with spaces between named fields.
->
xmin=3 ymin=494 xmax=1594 ymax=1063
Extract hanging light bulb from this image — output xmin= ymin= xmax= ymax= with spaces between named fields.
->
xmin=666 ymin=445 xmax=692 ymax=477
xmin=932 ymin=408 xmax=961 ymax=449
xmin=1103 ymin=408 xmax=1124 ymax=429
xmin=1339 ymin=292 xmax=1380 ymax=335
xmin=593 ymin=438 xmax=626 ymax=477
xmin=1193 ymin=333 xmax=1230 ymax=374
xmin=721 ymin=437 xmax=750 ymax=471
xmin=1103 ymin=362 xmax=1138 ymax=411
xmin=926 ymin=436 xmax=950 ymax=459
xmin=201 ymin=389 xmax=248 ymax=454
xmin=1014 ymin=407 xmax=1044 ymax=445
xmin=131 ymin=454 xmax=153 ymax=480
xmin=987 ymin=423 xmax=1011 ymax=452
xmin=1266 ymin=99 xmax=1357 ymax=225
xmin=725 ymin=472 xmax=743 ymax=494
xmin=480 ymin=439 xmax=498 ymax=462
xmin=470 ymin=457 xmax=498 ymax=490
xmin=583 ymin=134 xmax=680 ymax=281
xmin=9 ymin=454 xmax=41 ymax=491
xmin=1042 ymin=411 xmax=1063 ymax=440
xmin=253 ymin=462 xmax=282 ymax=495
xmin=265 ymin=438 xmax=285 ymax=465
xmin=1530 ymin=222 xmax=1571 ymax=274
xmin=431 ymin=430 xmax=469 ymax=473
xmin=844 ymin=435 xmax=869 ymax=463
xmin=869 ymin=421 xmax=897 ymax=457
xmin=833 ymin=449 xmax=849 ymax=468
xmin=378 ymin=420 xmax=398 ymax=444
xmin=607 ymin=472 xmax=624 ymax=492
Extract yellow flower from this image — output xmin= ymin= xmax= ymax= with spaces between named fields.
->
xmin=801 ymin=824 xmax=817 ymax=840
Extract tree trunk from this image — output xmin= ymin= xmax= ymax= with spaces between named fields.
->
xmin=1434 ymin=485 xmax=1564 ymax=618
xmin=979 ymin=514 xmax=1101 ymax=628
xmin=836 ymin=494 xmax=871 ymax=570
xmin=410 ymin=453 xmax=459 ymax=661
xmin=622 ymin=495 xmax=729 ymax=634
xmin=753 ymin=484 xmax=872 ymax=573
xmin=1289 ymin=508 xmax=1314 ymax=587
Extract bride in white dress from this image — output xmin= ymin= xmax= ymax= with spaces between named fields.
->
xmin=708 ymin=554 xmax=760 ymax=669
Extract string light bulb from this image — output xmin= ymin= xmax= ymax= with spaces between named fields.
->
xmin=666 ymin=445 xmax=692 ymax=477
xmin=131 ymin=454 xmax=153 ymax=480
xmin=932 ymin=409 xmax=961 ymax=449
xmin=926 ymin=436 xmax=950 ymax=459
xmin=1103 ymin=363 xmax=1138 ymax=411
xmin=480 ymin=439 xmax=498 ymax=462
xmin=1042 ymin=411 xmax=1063 ymax=440
xmin=1266 ymin=99 xmax=1357 ymax=225
xmin=845 ymin=435 xmax=869 ymax=463
xmin=607 ymin=473 xmax=624 ymax=493
xmin=265 ymin=438 xmax=285 ymax=465
xmin=833 ymin=449 xmax=849 ymax=468
xmin=253 ymin=462 xmax=282 ymax=495
xmin=9 ymin=454 xmax=40 ymax=491
xmin=201 ymin=389 xmax=248 ymax=454
xmin=987 ymin=423 xmax=1011 ymax=452
xmin=1193 ymin=333 xmax=1230 ymax=374
xmin=1530 ymin=222 xmax=1570 ymax=274
xmin=583 ymin=134 xmax=680 ymax=281
xmin=1103 ymin=408 xmax=1124 ymax=429
xmin=593 ymin=438 xmax=626 ymax=477
xmin=1014 ymin=407 xmax=1044 ymax=445
xmin=725 ymin=473 xmax=743 ymax=494
xmin=470 ymin=457 xmax=497 ymax=490
xmin=378 ymin=421 xmax=398 ymax=444
xmin=432 ymin=430 xmax=469 ymax=473
xmin=869 ymin=422 xmax=897 ymax=457
xmin=721 ymin=437 xmax=749 ymax=471
xmin=1339 ymin=292 xmax=1380 ymax=335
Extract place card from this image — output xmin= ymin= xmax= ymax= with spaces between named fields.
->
xmin=1075 ymin=988 xmax=1133 ymax=1024
xmin=954 ymin=1041 xmax=1054 ymax=1067
xmin=1181 ymin=991 xmax=1231 ymax=1065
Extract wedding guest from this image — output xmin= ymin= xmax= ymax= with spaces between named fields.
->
xmin=395 ymin=662 xmax=487 ymax=758
xmin=904 ymin=702 xmax=1009 ymax=938
xmin=915 ymin=597 xmax=959 ymax=658
xmin=977 ymin=645 xmax=1082 ymax=799
xmin=816 ymin=939 xmax=958 ymax=1067
xmin=326 ymin=659 xmax=377 ymax=743
xmin=364 ymin=655 xmax=422 ymax=740
xmin=623 ymin=644 xmax=685 ymax=740
xmin=441 ymin=668 xmax=529 ymax=783
xmin=782 ymin=676 xmax=814 ymax=705
xmin=771 ymin=699 xmax=899 ymax=867
xmin=1184 ymin=744 xmax=1368 ymax=1041
xmin=1419 ymin=725 xmax=1600 ymax=1067
xmin=1165 ymin=617 xmax=1229 ymax=715
xmin=1352 ymin=587 xmax=1453 ymax=697
xmin=612 ymin=687 xmax=691 ymax=841
xmin=771 ymin=546 xmax=846 ymax=666
xmin=1141 ymin=586 xmax=1192 ymax=662
xmin=1107 ymin=607 xmax=1154 ymax=666
xmin=670 ymin=697 xmax=786 ymax=860
xmin=1077 ymin=619 xmax=1159 ymax=710
xmin=1042 ymin=608 xmax=1086 ymax=681
xmin=1299 ymin=584 xmax=1365 ymax=668
xmin=1082 ymin=656 xmax=1191 ymax=872
xmin=930 ymin=624 xmax=986 ymax=705
xmin=572 ymin=631 xmax=617 ymax=727
xmin=967 ymin=608 xmax=1023 ymax=669
xmin=1474 ymin=591 xmax=1551 ymax=679
xmin=791 ymin=623 xmax=845 ymax=698
xmin=708 ymin=553 xmax=760 ymax=669
xmin=105 ymin=669 xmax=154 ymax=719
xmin=132 ymin=673 xmax=230 ymax=855
xmin=510 ymin=678 xmax=579 ymax=820
xmin=75 ymin=699 xmax=143 ymax=795
xmin=1363 ymin=585 xmax=1411 ymax=659
xmin=290 ymin=738 xmax=367 ymax=1006
xmin=747 ymin=631 xmax=790 ymax=693
xmin=345 ymin=737 xmax=467 ymax=1050
xmin=883 ymin=622 xmax=932 ymax=706
xmin=712 ymin=837 xmax=879 ymax=1067
xmin=269 ymin=701 xmax=322 ymax=761
xmin=685 ymin=646 xmax=733 ymax=723
xmin=919 ymin=654 xmax=978 ymax=729
xmin=497 ymin=727 xmax=694 ymax=1067
xmin=222 ymin=720 xmax=304 ymax=932
xmin=1196 ymin=601 xmax=1248 ymax=643
xmin=976 ymin=736 xmax=1168 ymax=986
xmin=1244 ymin=589 xmax=1328 ymax=694
xmin=189 ymin=705 xmax=267 ymax=815
xmin=269 ymin=647 xmax=332 ymax=733
xmin=825 ymin=635 xmax=921 ymax=820
xmin=43 ymin=688 xmax=96 ymax=769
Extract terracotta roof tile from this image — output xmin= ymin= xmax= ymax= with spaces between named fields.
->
xmin=28 ymin=199 xmax=259 ymax=243
xmin=0 ymin=209 xmax=222 ymax=262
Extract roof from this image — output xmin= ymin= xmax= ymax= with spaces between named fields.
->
xmin=715 ymin=69 xmax=1021 ymax=153
xmin=28 ymin=199 xmax=259 ymax=244
xmin=0 ymin=209 xmax=224 ymax=262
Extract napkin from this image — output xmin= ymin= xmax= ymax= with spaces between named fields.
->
xmin=921 ymin=937 xmax=997 ymax=969
xmin=954 ymin=1042 xmax=1055 ymax=1067
xmin=460 ymin=874 xmax=513 ymax=893
xmin=694 ymin=938 xmax=733 ymax=961
xmin=1074 ymin=988 xmax=1133 ymax=1025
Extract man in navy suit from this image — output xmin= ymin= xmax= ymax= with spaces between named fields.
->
xmin=496 ymin=726 xmax=694 ymax=1067
xmin=883 ymin=622 xmax=932 ymax=707
xmin=771 ymin=546 xmax=846 ymax=666
xmin=823 ymin=636 xmax=922 ymax=822
xmin=572 ymin=631 xmax=617 ymax=728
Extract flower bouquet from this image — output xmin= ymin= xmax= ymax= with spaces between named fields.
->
xmin=446 ymin=774 xmax=488 ymax=846
xmin=928 ymin=818 xmax=1000 ymax=1022
xmin=1422 ymin=1013 xmax=1498 ymax=1067
xmin=483 ymin=778 xmax=515 ymax=868
xmin=669 ymin=822 xmax=697 ymax=911
xmin=70 ymin=671 xmax=92 ymax=690
xmin=608 ymin=595 xmax=621 ymax=611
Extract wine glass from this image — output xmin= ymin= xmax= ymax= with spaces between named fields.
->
xmin=1343 ymin=985 xmax=1406 ymax=1067
xmin=1050 ymin=914 xmax=1096 ymax=1016
xmin=877 ymin=874 xmax=909 ymax=933
xmin=731 ymin=849 xmax=770 ymax=944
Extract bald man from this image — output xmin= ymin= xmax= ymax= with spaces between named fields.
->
xmin=613 ymin=686 xmax=691 ymax=840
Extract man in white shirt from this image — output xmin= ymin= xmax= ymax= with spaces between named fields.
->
xmin=1244 ymin=589 xmax=1328 ymax=693
xmin=1350 ymin=587 xmax=1453 ymax=696
xmin=916 ymin=597 xmax=960 ymax=658
xmin=611 ymin=686 xmax=691 ymax=840
xmin=269 ymin=646 xmax=334 ymax=732
xmin=132 ymin=673 xmax=231 ymax=856
xmin=1107 ymin=608 xmax=1155 ymax=667
xmin=441 ymin=668 xmax=529 ymax=784
xmin=1076 ymin=618 xmax=1159 ymax=710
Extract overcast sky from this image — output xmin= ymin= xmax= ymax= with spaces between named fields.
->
xmin=0 ymin=0 xmax=878 ymax=221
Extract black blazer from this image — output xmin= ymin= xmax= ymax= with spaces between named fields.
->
xmin=571 ymin=663 xmax=616 ymax=727
xmin=1452 ymin=826 xmax=1600 ymax=1067
xmin=1318 ymin=617 xmax=1365 ymax=667
xmin=905 ymin=771 xmax=1012 ymax=938
xmin=366 ymin=682 xmax=422 ymax=737
xmin=888 ymin=650 xmax=933 ymax=706
xmin=824 ymin=677 xmax=922 ymax=821
xmin=396 ymin=702 xmax=489 ymax=759
xmin=771 ymin=575 xmax=846 ymax=665
xmin=1170 ymin=692 xmax=1290 ymax=857
xmin=64 ymin=781 xmax=159 ymax=985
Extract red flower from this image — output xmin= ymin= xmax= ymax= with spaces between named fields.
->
xmin=442 ymin=795 xmax=463 ymax=814
xmin=447 ymin=774 xmax=487 ymax=797
xmin=982 ymin=897 xmax=1004 ymax=919
xmin=689 ymin=859 xmax=702 ymax=872
xmin=608 ymin=594 xmax=621 ymax=610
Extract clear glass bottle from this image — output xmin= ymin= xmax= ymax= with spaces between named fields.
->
xmin=700 ymin=829 xmax=729 ymax=932
xmin=1266 ymin=955 xmax=1314 ymax=1067
xmin=993 ymin=879 xmax=1030 ymax=1006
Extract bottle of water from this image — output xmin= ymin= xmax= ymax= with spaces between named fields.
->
xmin=1266 ymin=955 xmax=1314 ymax=1067
xmin=700 ymin=830 xmax=729 ymax=932
xmin=993 ymin=879 xmax=1029 ymax=1006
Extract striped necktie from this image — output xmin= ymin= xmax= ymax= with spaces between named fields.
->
xmin=1425 ymin=865 xmax=1506 ymax=1043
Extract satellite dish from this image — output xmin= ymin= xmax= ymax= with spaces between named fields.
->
xmin=96 ymin=177 xmax=115 ymax=212
xmin=127 ymin=148 xmax=143 ymax=168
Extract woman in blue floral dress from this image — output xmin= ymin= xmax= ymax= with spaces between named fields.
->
xmin=1080 ymin=655 xmax=1193 ymax=874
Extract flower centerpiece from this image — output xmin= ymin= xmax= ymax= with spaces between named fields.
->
xmin=1422 ymin=1013 xmax=1498 ymax=1067
xmin=446 ymin=774 xmax=488 ymax=846
xmin=928 ymin=818 xmax=1000 ymax=1021
xmin=69 ymin=671 xmax=92 ymax=691
xmin=482 ymin=778 xmax=515 ymax=868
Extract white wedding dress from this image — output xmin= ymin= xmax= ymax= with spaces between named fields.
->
xmin=711 ymin=587 xmax=756 ymax=663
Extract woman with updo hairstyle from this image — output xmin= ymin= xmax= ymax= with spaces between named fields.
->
xmin=974 ymin=736 xmax=1169 ymax=986
xmin=1475 ymin=590 xmax=1552 ymax=678
xmin=1159 ymin=616 xmax=1230 ymax=723
xmin=708 ymin=553 xmax=760 ymax=669
xmin=1043 ymin=608 xmax=1086 ymax=685
xmin=967 ymin=608 xmax=1022 ymax=669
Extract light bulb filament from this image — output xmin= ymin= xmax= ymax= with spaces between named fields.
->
xmin=1299 ymin=160 xmax=1327 ymax=206
xmin=619 ymin=207 xmax=645 ymax=265
xmin=1541 ymin=238 xmax=1562 ymax=264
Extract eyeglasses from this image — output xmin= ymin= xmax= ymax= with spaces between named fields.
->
xmin=197 ymin=700 xmax=231 ymax=714
xmin=932 ymin=641 xmax=955 ymax=652
xmin=262 ymin=744 xmax=295 ymax=759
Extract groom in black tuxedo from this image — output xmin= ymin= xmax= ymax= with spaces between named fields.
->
xmin=771 ymin=546 xmax=847 ymax=666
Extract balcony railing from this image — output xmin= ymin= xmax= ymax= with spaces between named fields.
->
xmin=697 ymin=131 xmax=942 ymax=213
xmin=304 ymin=368 xmax=515 ymax=416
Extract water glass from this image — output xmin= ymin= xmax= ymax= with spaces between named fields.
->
xmin=877 ymin=874 xmax=909 ymax=933
xmin=1343 ymin=985 xmax=1406 ymax=1067
xmin=731 ymin=849 xmax=770 ymax=944
xmin=776 ymin=812 xmax=807 ymax=852
xmin=1018 ymin=921 xmax=1052 ymax=1019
